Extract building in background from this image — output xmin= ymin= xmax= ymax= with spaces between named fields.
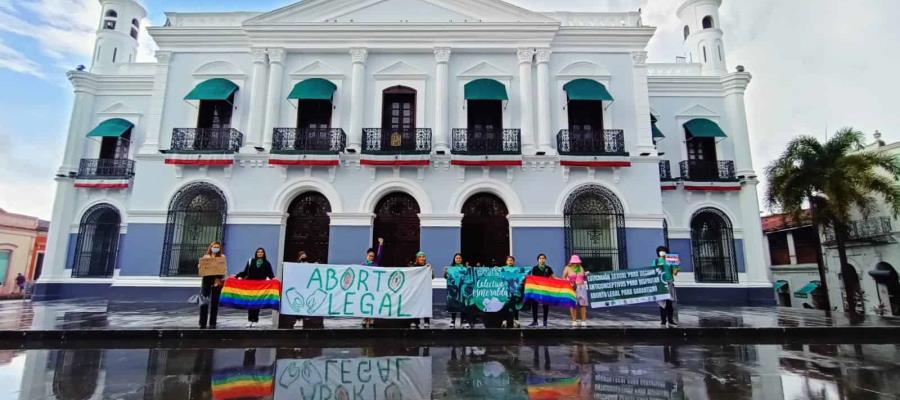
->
xmin=762 ymin=213 xmax=826 ymax=309
xmin=0 ymin=208 xmax=49 ymax=296
xmin=37 ymin=0 xmax=772 ymax=305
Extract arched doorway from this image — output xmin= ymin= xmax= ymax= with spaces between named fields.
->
xmin=563 ymin=185 xmax=626 ymax=272
xmin=870 ymin=262 xmax=900 ymax=316
xmin=841 ymin=263 xmax=864 ymax=314
xmin=72 ymin=204 xmax=121 ymax=278
xmin=690 ymin=208 xmax=738 ymax=283
xmin=461 ymin=193 xmax=509 ymax=267
xmin=284 ymin=192 xmax=331 ymax=264
xmin=372 ymin=192 xmax=420 ymax=267
xmin=161 ymin=183 xmax=227 ymax=276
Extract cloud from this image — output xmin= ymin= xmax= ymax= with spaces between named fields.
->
xmin=0 ymin=127 xmax=61 ymax=219
xmin=0 ymin=38 xmax=43 ymax=78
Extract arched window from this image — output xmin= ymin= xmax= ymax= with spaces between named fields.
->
xmin=284 ymin=192 xmax=331 ymax=264
xmin=841 ymin=263 xmax=864 ymax=314
xmin=683 ymin=25 xmax=690 ymax=40
xmin=372 ymin=192 xmax=420 ymax=267
xmin=103 ymin=9 xmax=117 ymax=30
xmin=690 ymin=208 xmax=737 ymax=283
xmin=161 ymin=183 xmax=227 ymax=276
xmin=105 ymin=10 xmax=118 ymax=18
xmin=702 ymin=15 xmax=714 ymax=29
xmin=132 ymin=18 xmax=140 ymax=27
xmin=72 ymin=204 xmax=121 ymax=278
xmin=703 ymin=46 xmax=707 ymax=63
xmin=461 ymin=193 xmax=509 ymax=266
xmin=564 ymin=185 xmax=627 ymax=272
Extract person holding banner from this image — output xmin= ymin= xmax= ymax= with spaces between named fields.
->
xmin=198 ymin=242 xmax=226 ymax=329
xmin=501 ymin=256 xmax=522 ymax=328
xmin=412 ymin=251 xmax=433 ymax=329
xmin=654 ymin=246 xmax=678 ymax=327
xmin=528 ymin=254 xmax=554 ymax=327
xmin=361 ymin=238 xmax=384 ymax=328
xmin=563 ymin=255 xmax=589 ymax=327
xmin=235 ymin=247 xmax=276 ymax=327
xmin=444 ymin=253 xmax=468 ymax=328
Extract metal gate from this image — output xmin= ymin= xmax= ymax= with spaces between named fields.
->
xmin=564 ymin=185 xmax=626 ymax=272
xmin=284 ymin=192 xmax=331 ymax=264
xmin=690 ymin=208 xmax=738 ymax=283
xmin=461 ymin=193 xmax=509 ymax=266
xmin=372 ymin=192 xmax=420 ymax=267
xmin=72 ymin=204 xmax=121 ymax=278
xmin=160 ymin=183 xmax=227 ymax=276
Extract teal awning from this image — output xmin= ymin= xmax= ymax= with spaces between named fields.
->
xmin=773 ymin=280 xmax=788 ymax=290
xmin=288 ymin=78 xmax=337 ymax=100
xmin=651 ymin=114 xmax=664 ymax=139
xmin=464 ymin=79 xmax=508 ymax=101
xmin=184 ymin=78 xmax=239 ymax=101
xmin=683 ymin=118 xmax=727 ymax=138
xmin=563 ymin=78 xmax=614 ymax=101
xmin=794 ymin=281 xmax=820 ymax=298
xmin=87 ymin=118 xmax=134 ymax=138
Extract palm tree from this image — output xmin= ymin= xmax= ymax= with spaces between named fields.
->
xmin=766 ymin=128 xmax=900 ymax=313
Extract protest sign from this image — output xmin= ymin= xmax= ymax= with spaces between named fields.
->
xmin=280 ymin=264 xmax=432 ymax=318
xmin=664 ymin=254 xmax=681 ymax=266
xmin=198 ymin=256 xmax=227 ymax=276
xmin=586 ymin=267 xmax=671 ymax=308
xmin=274 ymin=357 xmax=431 ymax=400
xmin=446 ymin=266 xmax=528 ymax=312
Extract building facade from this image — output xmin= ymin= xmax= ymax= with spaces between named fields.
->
xmin=0 ymin=208 xmax=48 ymax=296
xmin=762 ymin=213 xmax=826 ymax=310
xmin=36 ymin=0 xmax=772 ymax=305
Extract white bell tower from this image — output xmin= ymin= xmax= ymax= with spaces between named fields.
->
xmin=677 ymin=0 xmax=727 ymax=76
xmin=91 ymin=0 xmax=147 ymax=73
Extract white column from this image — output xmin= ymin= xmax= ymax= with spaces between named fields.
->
xmin=631 ymin=51 xmax=655 ymax=155
xmin=138 ymin=51 xmax=172 ymax=154
xmin=517 ymin=48 xmax=536 ymax=154
xmin=60 ymin=71 xmax=98 ymax=174
xmin=262 ymin=48 xmax=285 ymax=150
xmin=535 ymin=48 xmax=553 ymax=154
xmin=433 ymin=47 xmax=451 ymax=153
xmin=245 ymin=48 xmax=269 ymax=150
xmin=348 ymin=47 xmax=368 ymax=152
xmin=42 ymin=178 xmax=78 ymax=279
xmin=786 ymin=231 xmax=798 ymax=265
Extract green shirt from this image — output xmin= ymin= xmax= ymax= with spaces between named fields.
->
xmin=654 ymin=257 xmax=675 ymax=282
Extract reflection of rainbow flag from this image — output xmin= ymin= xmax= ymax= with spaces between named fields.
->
xmin=524 ymin=276 xmax=576 ymax=308
xmin=220 ymin=278 xmax=281 ymax=310
xmin=212 ymin=368 xmax=274 ymax=400
xmin=527 ymin=376 xmax=580 ymax=399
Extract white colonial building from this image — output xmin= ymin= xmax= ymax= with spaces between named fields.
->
xmin=36 ymin=0 xmax=771 ymax=305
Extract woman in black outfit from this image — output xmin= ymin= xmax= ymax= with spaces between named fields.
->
xmin=236 ymin=247 xmax=275 ymax=327
xmin=529 ymin=253 xmax=554 ymax=327
xmin=199 ymin=241 xmax=226 ymax=329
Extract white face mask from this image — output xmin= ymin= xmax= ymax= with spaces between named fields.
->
xmin=658 ymin=251 xmax=666 ymax=257
xmin=211 ymin=248 xmax=220 ymax=254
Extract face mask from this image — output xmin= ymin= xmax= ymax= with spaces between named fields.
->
xmin=211 ymin=248 xmax=220 ymax=254
xmin=658 ymin=251 xmax=666 ymax=257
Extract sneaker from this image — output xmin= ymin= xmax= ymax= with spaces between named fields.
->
xmin=571 ymin=321 xmax=578 ymax=327
xmin=450 ymin=322 xmax=456 ymax=329
xmin=463 ymin=323 xmax=471 ymax=329
xmin=580 ymin=321 xmax=588 ymax=327
xmin=528 ymin=321 xmax=538 ymax=327
xmin=501 ymin=320 xmax=507 ymax=328
xmin=209 ymin=325 xmax=216 ymax=330
xmin=410 ymin=322 xmax=419 ymax=329
xmin=542 ymin=321 xmax=548 ymax=328
xmin=423 ymin=322 xmax=430 ymax=329
xmin=514 ymin=320 xmax=521 ymax=328
xmin=667 ymin=322 xmax=678 ymax=328
xmin=661 ymin=321 xmax=668 ymax=327
xmin=246 ymin=322 xmax=254 ymax=328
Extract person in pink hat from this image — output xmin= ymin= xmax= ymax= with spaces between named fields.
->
xmin=562 ymin=254 xmax=589 ymax=327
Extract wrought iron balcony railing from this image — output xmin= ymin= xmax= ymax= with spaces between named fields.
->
xmin=679 ymin=160 xmax=737 ymax=181
xmin=823 ymin=217 xmax=894 ymax=243
xmin=362 ymin=128 xmax=432 ymax=155
xmin=77 ymin=158 xmax=135 ymax=179
xmin=557 ymin=129 xmax=626 ymax=155
xmin=659 ymin=160 xmax=673 ymax=181
xmin=169 ymin=128 xmax=243 ymax=153
xmin=272 ymin=128 xmax=346 ymax=154
xmin=451 ymin=128 xmax=521 ymax=155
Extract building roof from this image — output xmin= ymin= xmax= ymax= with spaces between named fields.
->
xmin=0 ymin=208 xmax=49 ymax=232
xmin=761 ymin=211 xmax=811 ymax=233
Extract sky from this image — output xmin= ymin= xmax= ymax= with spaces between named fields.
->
xmin=0 ymin=0 xmax=899 ymax=220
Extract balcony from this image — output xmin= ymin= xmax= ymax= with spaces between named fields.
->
xmin=679 ymin=160 xmax=737 ymax=181
xmin=557 ymin=129 xmax=626 ymax=156
xmin=823 ymin=217 xmax=894 ymax=244
xmin=271 ymin=128 xmax=346 ymax=154
xmin=361 ymin=128 xmax=431 ymax=155
xmin=76 ymin=158 xmax=135 ymax=179
xmin=169 ymin=128 xmax=243 ymax=153
xmin=451 ymin=128 xmax=521 ymax=156
xmin=659 ymin=160 xmax=673 ymax=181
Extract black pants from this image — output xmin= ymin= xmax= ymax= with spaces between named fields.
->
xmin=199 ymin=275 xmax=222 ymax=328
xmin=531 ymin=301 xmax=549 ymax=325
xmin=248 ymin=309 xmax=260 ymax=322
xmin=660 ymin=300 xmax=675 ymax=324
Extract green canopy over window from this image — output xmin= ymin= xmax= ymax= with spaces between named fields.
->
xmin=683 ymin=118 xmax=727 ymax=138
xmin=563 ymin=78 xmax=614 ymax=101
xmin=288 ymin=78 xmax=337 ymax=100
xmin=184 ymin=78 xmax=239 ymax=101
xmin=87 ymin=118 xmax=134 ymax=138
xmin=773 ymin=280 xmax=788 ymax=290
xmin=651 ymin=114 xmax=665 ymax=139
xmin=464 ymin=79 xmax=508 ymax=101
xmin=794 ymin=281 xmax=820 ymax=298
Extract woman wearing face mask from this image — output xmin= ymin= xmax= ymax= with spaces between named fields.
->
xmin=412 ymin=251 xmax=433 ymax=329
xmin=445 ymin=253 xmax=466 ymax=328
xmin=654 ymin=246 xmax=678 ymax=327
xmin=236 ymin=247 xmax=276 ymax=327
xmin=199 ymin=241 xmax=226 ymax=329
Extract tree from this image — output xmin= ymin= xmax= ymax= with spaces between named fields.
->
xmin=766 ymin=128 xmax=900 ymax=314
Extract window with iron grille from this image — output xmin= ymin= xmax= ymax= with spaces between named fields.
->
xmin=792 ymin=226 xmax=820 ymax=264
xmin=284 ymin=192 xmax=331 ymax=264
xmin=160 ymin=183 xmax=227 ymax=277
xmin=690 ymin=208 xmax=738 ymax=283
xmin=564 ymin=185 xmax=627 ymax=272
xmin=767 ymin=231 xmax=790 ymax=266
xmin=72 ymin=204 xmax=121 ymax=278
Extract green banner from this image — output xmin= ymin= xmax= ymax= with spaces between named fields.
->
xmin=445 ymin=267 xmax=529 ymax=312
xmin=586 ymin=267 xmax=671 ymax=308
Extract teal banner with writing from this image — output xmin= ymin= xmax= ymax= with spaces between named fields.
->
xmin=586 ymin=267 xmax=671 ymax=308
xmin=446 ymin=266 xmax=529 ymax=312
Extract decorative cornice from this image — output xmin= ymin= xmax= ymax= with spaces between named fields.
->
xmin=155 ymin=50 xmax=172 ymax=65
xmin=267 ymin=48 xmax=286 ymax=64
xmin=349 ymin=47 xmax=368 ymax=64
xmin=251 ymin=48 xmax=268 ymax=63
xmin=631 ymin=51 xmax=648 ymax=66
xmin=516 ymin=48 xmax=535 ymax=64
xmin=419 ymin=213 xmax=463 ymax=227
xmin=720 ymin=71 xmax=753 ymax=96
xmin=434 ymin=47 xmax=451 ymax=63
xmin=535 ymin=48 xmax=551 ymax=64
xmin=67 ymin=71 xmax=99 ymax=95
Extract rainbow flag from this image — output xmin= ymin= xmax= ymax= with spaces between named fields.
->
xmin=523 ymin=276 xmax=576 ymax=308
xmin=219 ymin=278 xmax=281 ymax=310
xmin=212 ymin=368 xmax=274 ymax=400
xmin=527 ymin=376 xmax=581 ymax=399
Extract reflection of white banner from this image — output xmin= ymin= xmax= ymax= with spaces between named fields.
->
xmin=280 ymin=263 xmax=433 ymax=318
xmin=275 ymin=357 xmax=432 ymax=400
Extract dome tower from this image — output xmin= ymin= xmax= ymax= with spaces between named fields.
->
xmin=91 ymin=0 xmax=147 ymax=73
xmin=677 ymin=0 xmax=727 ymax=76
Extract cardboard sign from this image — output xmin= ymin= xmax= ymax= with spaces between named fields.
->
xmin=664 ymin=254 xmax=681 ymax=266
xmin=199 ymin=256 xmax=227 ymax=276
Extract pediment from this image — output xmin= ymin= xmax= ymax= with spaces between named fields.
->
xmin=676 ymin=104 xmax=718 ymax=118
xmin=373 ymin=61 xmax=426 ymax=78
xmin=458 ymin=61 xmax=511 ymax=79
xmin=557 ymin=61 xmax=610 ymax=78
xmin=245 ymin=0 xmax=556 ymax=25
xmin=290 ymin=60 xmax=343 ymax=79
xmin=192 ymin=61 xmax=245 ymax=78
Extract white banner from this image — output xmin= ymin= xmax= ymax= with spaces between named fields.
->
xmin=280 ymin=263 xmax=433 ymax=318
xmin=274 ymin=357 xmax=432 ymax=400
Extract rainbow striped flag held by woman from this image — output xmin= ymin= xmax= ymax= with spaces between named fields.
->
xmin=524 ymin=276 xmax=577 ymax=308
xmin=527 ymin=376 xmax=581 ymax=399
xmin=212 ymin=368 xmax=274 ymax=400
xmin=220 ymin=278 xmax=281 ymax=310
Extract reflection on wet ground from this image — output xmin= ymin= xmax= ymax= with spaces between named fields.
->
xmin=1 ymin=343 xmax=899 ymax=399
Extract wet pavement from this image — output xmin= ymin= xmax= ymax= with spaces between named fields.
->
xmin=1 ymin=343 xmax=899 ymax=399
